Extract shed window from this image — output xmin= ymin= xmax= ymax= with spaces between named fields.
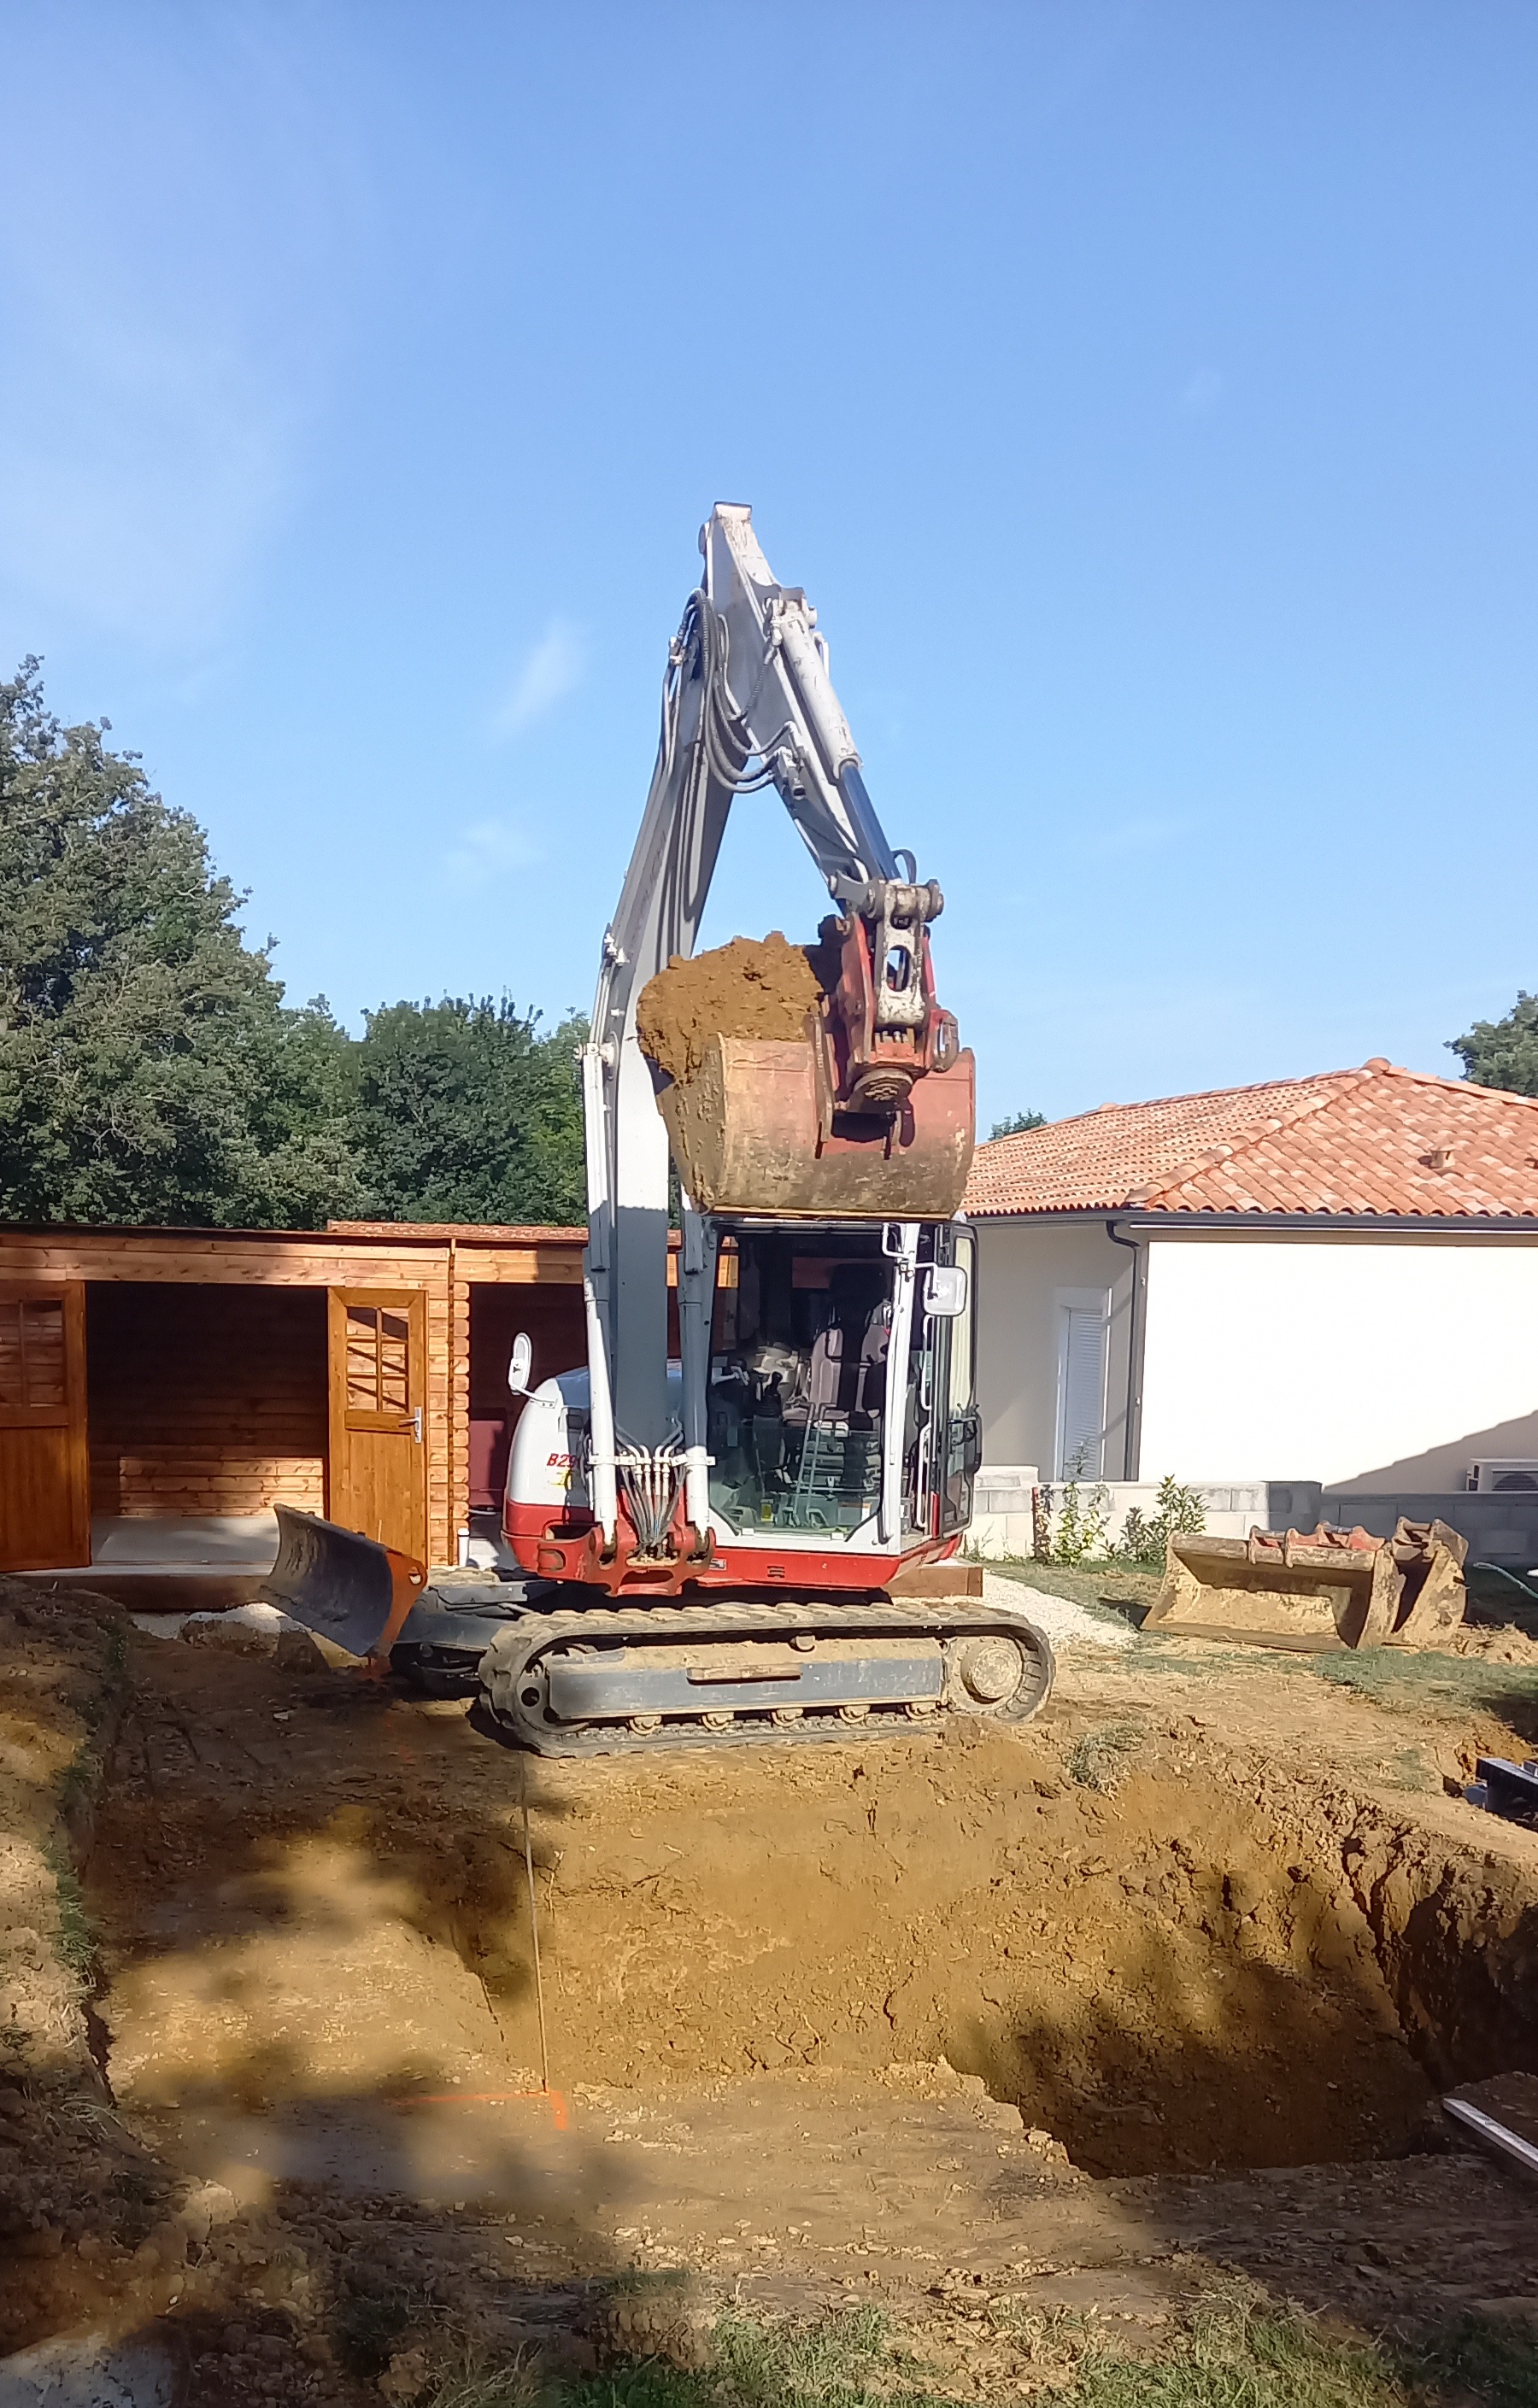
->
xmin=345 ymin=1304 xmax=410 ymax=1415
xmin=0 ymin=1299 xmax=66 ymax=1412
xmin=1056 ymin=1298 xmax=1108 ymax=1479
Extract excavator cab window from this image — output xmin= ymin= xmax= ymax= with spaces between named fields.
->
xmin=707 ymin=1227 xmax=891 ymax=1534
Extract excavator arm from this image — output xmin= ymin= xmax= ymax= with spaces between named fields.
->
xmin=581 ymin=505 xmax=956 ymax=1540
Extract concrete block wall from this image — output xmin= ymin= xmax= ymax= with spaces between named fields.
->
xmin=967 ymin=1468 xmax=1324 ymax=1562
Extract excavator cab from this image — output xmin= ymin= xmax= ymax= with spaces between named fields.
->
xmin=702 ymin=1217 xmax=980 ymax=1549
xmin=707 ymin=1227 xmax=893 ymax=1536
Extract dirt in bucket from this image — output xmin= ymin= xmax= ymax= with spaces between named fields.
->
xmin=635 ymin=933 xmax=826 ymax=1085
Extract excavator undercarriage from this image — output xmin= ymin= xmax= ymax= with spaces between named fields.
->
xmin=267 ymin=1508 xmax=1055 ymax=1757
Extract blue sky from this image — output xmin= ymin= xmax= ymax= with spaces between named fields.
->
xmin=3 ymin=3 xmax=1535 ymax=1128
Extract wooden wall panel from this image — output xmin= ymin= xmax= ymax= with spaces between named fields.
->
xmin=87 ymin=1285 xmax=327 ymax=1518
xmin=467 ymin=1283 xmax=588 ymax=1512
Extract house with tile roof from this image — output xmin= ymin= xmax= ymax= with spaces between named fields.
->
xmin=963 ymin=1059 xmax=1538 ymax=1520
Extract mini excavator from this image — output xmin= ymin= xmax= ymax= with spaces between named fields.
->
xmin=270 ymin=507 xmax=1054 ymax=1753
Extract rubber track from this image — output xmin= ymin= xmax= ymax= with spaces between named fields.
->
xmin=478 ymin=1598 xmax=1054 ymax=1757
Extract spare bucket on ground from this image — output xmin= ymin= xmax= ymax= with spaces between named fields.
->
xmin=1143 ymin=1518 xmax=1468 ymax=1651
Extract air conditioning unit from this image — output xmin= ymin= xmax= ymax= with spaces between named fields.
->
xmin=1470 ymin=1460 xmax=1538 ymax=1493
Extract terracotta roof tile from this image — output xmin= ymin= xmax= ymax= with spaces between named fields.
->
xmin=964 ymin=1063 xmax=1538 ymax=1220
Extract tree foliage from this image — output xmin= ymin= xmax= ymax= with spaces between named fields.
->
xmin=1447 ymin=992 xmax=1538 ymax=1097
xmin=352 ymin=998 xmax=588 ymax=1227
xmin=0 ymin=661 xmax=586 ymax=1228
xmin=989 ymin=1108 xmax=1047 ymax=1139
xmin=0 ymin=660 xmax=364 ymax=1226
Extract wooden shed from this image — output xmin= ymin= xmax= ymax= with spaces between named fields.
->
xmin=0 ymin=1221 xmax=590 ymax=1577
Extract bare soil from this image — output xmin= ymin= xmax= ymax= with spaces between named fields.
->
xmin=3 ymin=1577 xmax=1538 ymax=2402
xmin=635 ymin=933 xmax=824 ymax=1085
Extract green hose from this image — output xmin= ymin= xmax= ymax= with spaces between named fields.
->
xmin=1471 ymin=1560 xmax=1538 ymax=1607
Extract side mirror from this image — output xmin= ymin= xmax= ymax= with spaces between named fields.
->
xmin=508 ymin=1333 xmax=534 ymax=1397
xmin=924 ymin=1264 xmax=969 ymax=1320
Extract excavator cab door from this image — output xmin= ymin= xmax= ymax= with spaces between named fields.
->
xmin=905 ymin=1224 xmax=978 ymax=1538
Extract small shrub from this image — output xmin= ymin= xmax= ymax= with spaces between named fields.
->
xmin=1036 ymin=1477 xmax=1112 ymax=1566
xmin=1112 ymin=1475 xmax=1206 ymax=1567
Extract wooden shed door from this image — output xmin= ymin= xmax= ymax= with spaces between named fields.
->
xmin=327 ymin=1291 xmax=427 ymax=1565
xmin=0 ymin=1284 xmax=89 ymax=1571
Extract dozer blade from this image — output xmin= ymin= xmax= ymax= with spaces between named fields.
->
xmin=261 ymin=1504 xmax=427 ymax=1661
xmin=1144 ymin=1525 xmax=1401 ymax=1650
xmin=658 ymin=1034 xmax=975 ymax=1219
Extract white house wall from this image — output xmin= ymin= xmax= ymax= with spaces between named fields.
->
xmin=1138 ymin=1235 xmax=1538 ymax=1489
xmin=973 ymin=1220 xmax=1137 ymax=1476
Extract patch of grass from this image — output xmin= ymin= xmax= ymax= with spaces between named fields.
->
xmin=1071 ymin=2293 xmax=1413 ymax=2405
xmin=553 ymin=2305 xmax=944 ymax=2408
xmin=41 ymin=1837 xmax=96 ymax=1982
xmin=715 ymin=2304 xmax=926 ymax=2406
xmin=1069 ymin=2293 xmax=1538 ymax=2408
xmin=420 ymin=2361 xmax=539 ymax=2408
xmin=555 ymin=2370 xmax=714 ymax=2408
xmin=1299 ymin=1646 xmax=1538 ymax=1743
xmin=1412 ymin=2311 xmax=1538 ymax=2406
xmin=419 ymin=2298 xmax=1538 ymax=2408
xmin=1067 ymin=1721 xmax=1146 ymax=1793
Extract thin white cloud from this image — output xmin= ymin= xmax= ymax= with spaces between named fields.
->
xmin=493 ymin=621 xmax=584 ymax=736
xmin=443 ymin=817 xmax=544 ymax=888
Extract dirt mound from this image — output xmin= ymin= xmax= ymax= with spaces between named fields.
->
xmin=0 ymin=1579 xmax=183 ymax=2354
xmin=636 ymin=933 xmax=825 ymax=1085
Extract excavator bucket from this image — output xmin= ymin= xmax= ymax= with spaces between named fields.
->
xmin=1143 ymin=1519 xmax=1467 ymax=1652
xmin=1387 ymin=1517 xmax=1470 ymax=1647
xmin=658 ymin=1034 xmax=976 ymax=1220
xmin=261 ymin=1505 xmax=427 ymax=1662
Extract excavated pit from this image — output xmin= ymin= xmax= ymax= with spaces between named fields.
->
xmin=12 ymin=1597 xmax=1538 ymax=2399
xmin=83 ymin=1646 xmax=1538 ymax=2191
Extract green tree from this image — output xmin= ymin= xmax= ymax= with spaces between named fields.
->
xmin=0 ymin=659 xmax=363 ymax=1226
xmin=1447 ymin=992 xmax=1538 ymax=1096
xmin=350 ymin=997 xmax=588 ymax=1225
xmin=989 ymin=1108 xmax=1047 ymax=1138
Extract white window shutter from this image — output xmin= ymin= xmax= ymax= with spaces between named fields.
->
xmin=1060 ymin=1305 xmax=1107 ymax=1477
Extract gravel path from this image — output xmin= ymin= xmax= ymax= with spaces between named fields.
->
xmin=983 ymin=1569 xmax=1136 ymax=1649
